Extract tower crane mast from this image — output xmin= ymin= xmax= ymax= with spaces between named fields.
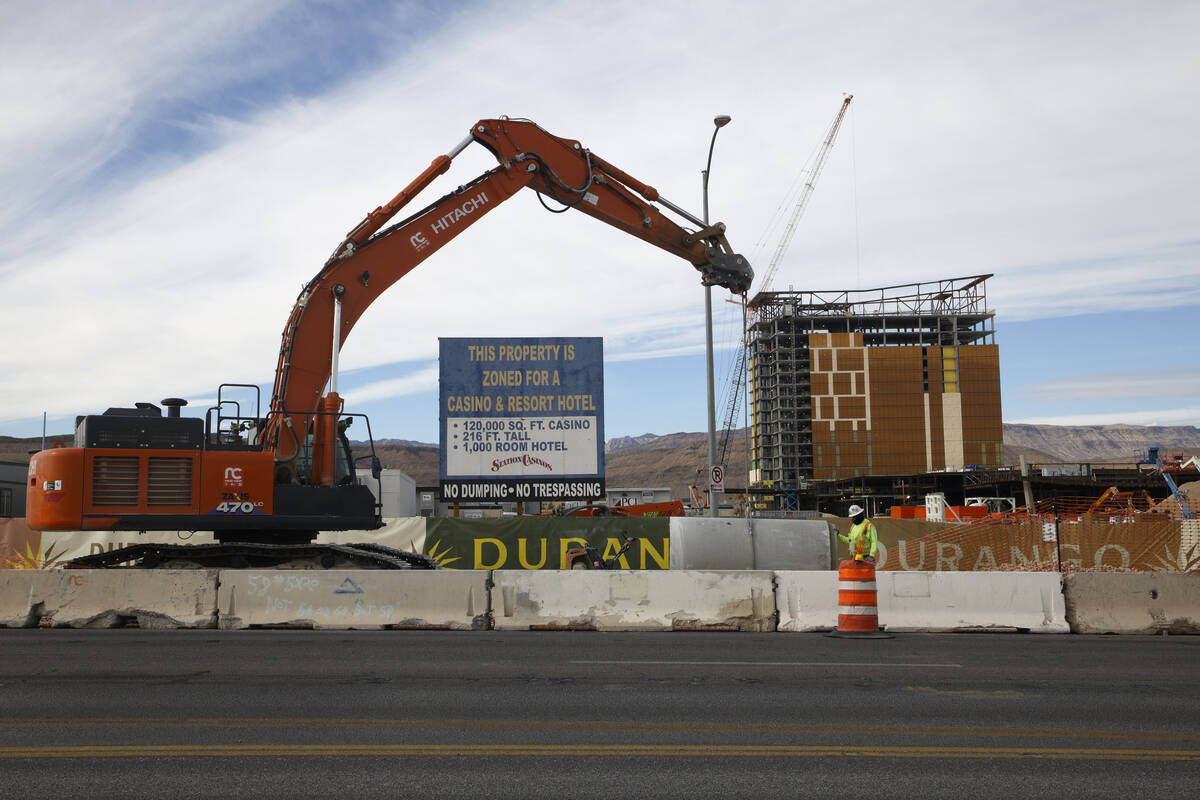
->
xmin=754 ymin=94 xmax=852 ymax=297
xmin=718 ymin=95 xmax=853 ymax=468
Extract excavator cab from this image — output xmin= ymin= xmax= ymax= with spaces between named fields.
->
xmin=293 ymin=418 xmax=364 ymax=487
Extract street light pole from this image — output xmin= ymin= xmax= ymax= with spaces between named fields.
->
xmin=703 ymin=115 xmax=731 ymax=518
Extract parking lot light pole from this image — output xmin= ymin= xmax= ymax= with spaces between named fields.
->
xmin=703 ymin=114 xmax=731 ymax=518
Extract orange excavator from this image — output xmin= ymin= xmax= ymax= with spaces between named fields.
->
xmin=25 ymin=117 xmax=751 ymax=568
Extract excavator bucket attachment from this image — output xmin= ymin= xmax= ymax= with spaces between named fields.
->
xmin=702 ymin=251 xmax=753 ymax=294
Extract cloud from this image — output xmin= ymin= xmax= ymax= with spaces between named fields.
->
xmin=342 ymin=365 xmax=440 ymax=406
xmin=609 ymin=345 xmax=707 ymax=362
xmin=987 ymin=242 xmax=1200 ymax=321
xmin=1019 ymin=370 xmax=1200 ymax=403
xmin=1010 ymin=407 xmax=1200 ymax=428
xmin=0 ymin=2 xmax=294 ymax=253
xmin=2 ymin=0 xmax=1199 ymax=437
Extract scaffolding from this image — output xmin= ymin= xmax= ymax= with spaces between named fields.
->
xmin=748 ymin=275 xmax=997 ymax=489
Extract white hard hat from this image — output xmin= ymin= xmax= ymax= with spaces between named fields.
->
xmin=848 ymin=504 xmax=864 ymax=516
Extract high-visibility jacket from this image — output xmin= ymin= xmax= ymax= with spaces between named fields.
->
xmin=838 ymin=519 xmax=878 ymax=559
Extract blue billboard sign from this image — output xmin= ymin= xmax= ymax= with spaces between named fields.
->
xmin=439 ymin=337 xmax=604 ymax=502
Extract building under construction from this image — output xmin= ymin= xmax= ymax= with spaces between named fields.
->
xmin=747 ymin=275 xmax=1001 ymax=488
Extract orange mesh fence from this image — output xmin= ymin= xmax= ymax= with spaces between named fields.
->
xmin=876 ymin=496 xmax=1200 ymax=573
xmin=1030 ymin=493 xmax=1199 ymax=520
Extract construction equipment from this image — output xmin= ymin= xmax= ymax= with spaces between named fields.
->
xmin=565 ymin=536 xmax=637 ymax=570
xmin=753 ymin=94 xmax=852 ymax=299
xmin=559 ymin=500 xmax=685 ymax=518
xmin=1084 ymin=486 xmax=1153 ymax=518
xmin=26 ymin=118 xmax=752 ymax=568
xmin=717 ymin=95 xmax=852 ymax=466
xmin=1139 ymin=447 xmax=1196 ymax=519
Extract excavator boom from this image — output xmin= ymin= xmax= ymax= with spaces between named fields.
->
xmin=267 ymin=118 xmax=751 ymax=473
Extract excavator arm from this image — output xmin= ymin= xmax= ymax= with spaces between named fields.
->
xmin=267 ymin=117 xmax=752 ymax=480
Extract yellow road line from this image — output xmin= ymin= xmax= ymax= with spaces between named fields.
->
xmin=0 ymin=744 xmax=1197 ymax=761
xmin=2 ymin=718 xmax=1198 ymax=743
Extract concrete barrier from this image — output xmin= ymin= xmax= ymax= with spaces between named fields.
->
xmin=670 ymin=518 xmax=834 ymax=570
xmin=217 ymin=570 xmax=491 ymax=630
xmin=773 ymin=571 xmax=839 ymax=631
xmin=0 ymin=569 xmax=218 ymax=629
xmin=492 ymin=570 xmax=776 ymax=631
xmin=670 ymin=519 xmax=753 ymax=569
xmin=876 ymin=571 xmax=1067 ymax=633
xmin=8 ymin=567 xmax=1158 ymax=635
xmin=774 ymin=571 xmax=1069 ymax=633
xmin=751 ymin=520 xmax=836 ymax=571
xmin=1063 ymin=573 xmax=1200 ymax=634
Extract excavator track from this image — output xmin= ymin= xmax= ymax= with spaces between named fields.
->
xmin=65 ymin=542 xmax=439 ymax=570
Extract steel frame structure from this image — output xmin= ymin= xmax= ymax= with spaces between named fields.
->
xmin=748 ymin=275 xmax=996 ymax=490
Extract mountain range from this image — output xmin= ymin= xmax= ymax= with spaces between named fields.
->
xmin=6 ymin=424 xmax=1199 ymax=504
xmin=342 ymin=424 xmax=1200 ymax=499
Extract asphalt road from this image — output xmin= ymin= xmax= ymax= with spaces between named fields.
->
xmin=1 ymin=630 xmax=1198 ymax=798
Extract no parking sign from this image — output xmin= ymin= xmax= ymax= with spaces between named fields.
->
xmin=709 ymin=464 xmax=725 ymax=493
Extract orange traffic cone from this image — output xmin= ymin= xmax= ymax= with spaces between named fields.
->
xmin=826 ymin=557 xmax=893 ymax=639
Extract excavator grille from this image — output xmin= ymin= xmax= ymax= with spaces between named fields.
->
xmin=89 ymin=455 xmax=194 ymax=508
xmin=147 ymin=457 xmax=193 ymax=506
xmin=91 ymin=457 xmax=140 ymax=506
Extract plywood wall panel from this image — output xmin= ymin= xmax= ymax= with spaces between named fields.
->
xmin=836 ymin=349 xmax=864 ymax=371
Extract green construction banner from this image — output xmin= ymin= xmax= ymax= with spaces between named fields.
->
xmin=423 ymin=517 xmax=670 ymax=570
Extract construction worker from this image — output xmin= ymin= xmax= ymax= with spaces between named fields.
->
xmin=839 ymin=504 xmax=878 ymax=565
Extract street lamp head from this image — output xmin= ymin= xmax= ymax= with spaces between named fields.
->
xmin=714 ymin=114 xmax=732 ymax=129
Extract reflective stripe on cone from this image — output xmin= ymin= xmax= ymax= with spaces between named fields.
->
xmin=836 ymin=559 xmax=880 ymax=633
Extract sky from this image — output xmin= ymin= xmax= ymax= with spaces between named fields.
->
xmin=2 ymin=0 xmax=1198 ymax=446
